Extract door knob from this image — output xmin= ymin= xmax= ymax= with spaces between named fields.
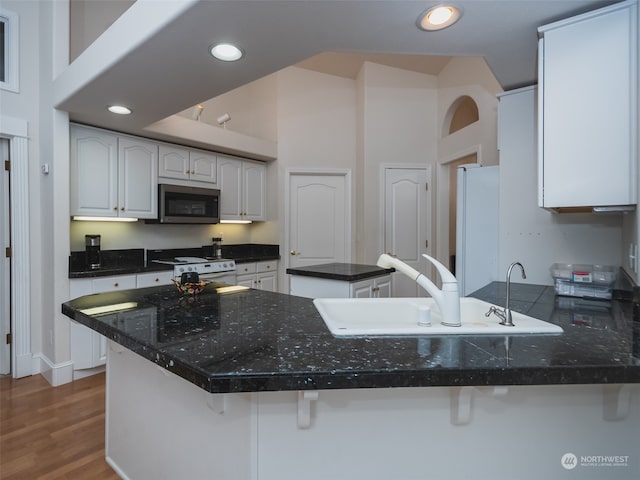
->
xmin=290 ymin=250 xmax=298 ymax=256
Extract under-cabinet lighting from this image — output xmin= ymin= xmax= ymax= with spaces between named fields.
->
xmin=220 ymin=220 xmax=252 ymax=224
xmin=73 ymin=216 xmax=139 ymax=222
xmin=417 ymin=5 xmax=462 ymax=31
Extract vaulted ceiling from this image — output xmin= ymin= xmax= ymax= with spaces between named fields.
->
xmin=57 ymin=0 xmax=619 ymax=134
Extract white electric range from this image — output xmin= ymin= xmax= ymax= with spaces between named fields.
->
xmin=152 ymin=257 xmax=237 ymax=284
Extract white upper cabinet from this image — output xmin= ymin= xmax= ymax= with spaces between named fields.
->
xmin=70 ymin=126 xmax=118 ymax=217
xmin=218 ymin=156 xmax=266 ymax=221
xmin=118 ymin=137 xmax=158 ymax=218
xmin=537 ymin=0 xmax=637 ymax=209
xmin=159 ymin=145 xmax=217 ymax=186
xmin=71 ymin=125 xmax=158 ymax=219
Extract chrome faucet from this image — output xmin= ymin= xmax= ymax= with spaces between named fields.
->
xmin=485 ymin=262 xmax=526 ymax=327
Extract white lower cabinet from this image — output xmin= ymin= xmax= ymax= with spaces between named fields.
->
xmin=289 ymin=274 xmax=392 ymax=299
xmin=236 ymin=260 xmax=278 ymax=292
xmin=70 ymin=271 xmax=172 ymax=378
xmin=350 ymin=276 xmax=392 ymax=298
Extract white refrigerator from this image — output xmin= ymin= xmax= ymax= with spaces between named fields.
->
xmin=455 ymin=164 xmax=499 ymax=296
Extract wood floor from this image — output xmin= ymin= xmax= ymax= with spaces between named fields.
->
xmin=0 ymin=373 xmax=119 ymax=479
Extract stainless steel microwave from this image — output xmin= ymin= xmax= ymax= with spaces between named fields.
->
xmin=155 ymin=184 xmax=220 ymax=224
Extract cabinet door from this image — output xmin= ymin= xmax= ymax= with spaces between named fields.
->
xmin=256 ymin=271 xmax=277 ymax=292
xmin=539 ymin=2 xmax=636 ymax=208
xmin=218 ymin=156 xmax=243 ymax=219
xmin=70 ymin=126 xmax=118 ymax=217
xmin=190 ymin=150 xmax=217 ymax=184
xmin=350 ymin=279 xmax=373 ymax=298
xmin=243 ymin=161 xmax=266 ymax=221
xmin=70 ymin=275 xmax=135 ymax=372
xmin=236 ymin=274 xmax=255 ymax=289
xmin=119 ymin=137 xmax=158 ymax=219
xmin=159 ymin=145 xmax=190 ymax=181
xmin=374 ymin=276 xmax=392 ymax=298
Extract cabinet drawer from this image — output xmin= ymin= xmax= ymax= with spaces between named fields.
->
xmin=237 ymin=263 xmax=257 ymax=275
xmin=257 ymin=260 xmax=277 ymax=273
xmin=92 ymin=275 xmax=137 ymax=294
xmin=137 ymin=271 xmax=173 ymax=288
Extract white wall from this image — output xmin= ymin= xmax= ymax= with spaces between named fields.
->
xmin=434 ymin=57 xmax=504 ymax=269
xmin=275 ymin=66 xmax=358 ymax=290
xmin=69 ymin=0 xmax=134 ymax=61
xmin=498 ymin=87 xmax=623 ymax=285
xmin=0 ymin=0 xmax=45 ymax=371
xmin=176 ymin=73 xmax=278 ymax=144
xmin=69 ymin=221 xmax=251 ymax=252
xmin=358 ymin=62 xmax=439 ymax=264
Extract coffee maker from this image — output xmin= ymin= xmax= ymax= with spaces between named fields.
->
xmin=85 ymin=234 xmax=101 ymax=270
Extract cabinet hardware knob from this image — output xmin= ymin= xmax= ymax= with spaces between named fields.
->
xmin=121 ymin=207 xmax=125 ymax=211
xmin=113 ymin=206 xmax=118 ymax=210
xmin=114 ymin=283 xmax=119 ymax=287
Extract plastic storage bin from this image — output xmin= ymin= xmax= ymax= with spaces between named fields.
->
xmin=550 ymin=263 xmax=617 ymax=300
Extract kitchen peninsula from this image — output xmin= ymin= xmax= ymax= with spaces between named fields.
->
xmin=62 ymin=283 xmax=640 ymax=479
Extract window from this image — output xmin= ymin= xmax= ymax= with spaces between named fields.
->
xmin=0 ymin=8 xmax=19 ymax=93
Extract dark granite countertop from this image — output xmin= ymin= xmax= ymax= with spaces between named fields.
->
xmin=69 ymin=244 xmax=280 ymax=278
xmin=62 ymin=281 xmax=640 ymax=393
xmin=286 ymin=263 xmax=394 ymax=281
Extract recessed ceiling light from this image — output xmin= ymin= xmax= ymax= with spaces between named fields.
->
xmin=210 ymin=43 xmax=243 ymax=62
xmin=107 ymin=105 xmax=132 ymax=115
xmin=417 ymin=5 xmax=462 ymax=31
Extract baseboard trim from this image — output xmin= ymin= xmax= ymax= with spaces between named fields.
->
xmin=35 ymin=353 xmax=74 ymax=386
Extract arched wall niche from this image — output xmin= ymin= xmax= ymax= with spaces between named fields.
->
xmin=443 ymin=95 xmax=479 ymax=136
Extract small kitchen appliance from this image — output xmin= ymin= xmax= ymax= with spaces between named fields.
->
xmin=85 ymin=234 xmax=101 ymax=270
xmin=212 ymin=237 xmax=222 ymax=259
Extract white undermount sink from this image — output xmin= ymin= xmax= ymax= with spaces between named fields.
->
xmin=313 ymin=297 xmax=563 ymax=336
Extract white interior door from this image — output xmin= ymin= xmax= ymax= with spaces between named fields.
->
xmin=0 ymin=139 xmax=10 ymax=374
xmin=383 ymin=167 xmax=431 ymax=297
xmin=287 ymin=172 xmax=350 ymax=270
